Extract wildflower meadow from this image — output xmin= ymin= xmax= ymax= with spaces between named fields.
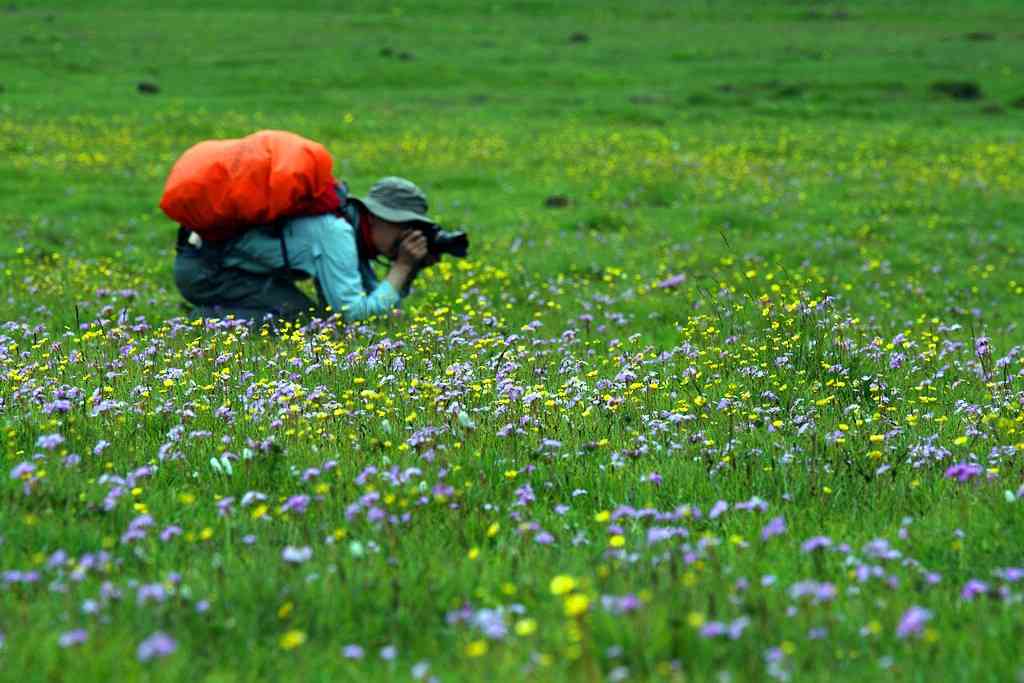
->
xmin=2 ymin=1 xmax=1024 ymax=681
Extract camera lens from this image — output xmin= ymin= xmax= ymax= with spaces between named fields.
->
xmin=433 ymin=231 xmax=469 ymax=258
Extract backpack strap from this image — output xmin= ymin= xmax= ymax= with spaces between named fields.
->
xmin=272 ymin=220 xmax=296 ymax=279
xmin=275 ymin=183 xmax=348 ymax=277
xmin=278 ymin=225 xmax=292 ymax=273
xmin=176 ymin=226 xmax=190 ymax=252
xmin=334 ymin=180 xmax=350 ymax=213
xmin=342 ymin=202 xmax=369 ymax=262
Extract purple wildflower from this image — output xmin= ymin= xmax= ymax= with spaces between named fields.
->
xmin=728 ymin=616 xmax=751 ymax=639
xmin=100 ymin=581 xmax=122 ymax=601
xmin=896 ymin=606 xmax=932 ymax=639
xmin=342 ymin=644 xmax=365 ymax=660
xmin=36 ymin=433 xmax=64 ymax=450
xmin=120 ymin=528 xmax=147 ymax=545
xmin=961 ymin=579 xmax=989 ymax=601
xmin=800 ymin=536 xmax=832 ymax=553
xmin=735 ymin=496 xmax=768 ymax=512
xmin=280 ymin=495 xmax=311 ymax=514
xmin=137 ymin=631 xmax=177 ymax=661
xmin=137 ymin=583 xmax=168 ymax=605
xmin=471 ymin=608 xmax=509 ymax=640
xmin=43 ymin=399 xmax=72 ymax=414
xmin=609 ymin=667 xmax=630 ymax=682
xmin=9 ymin=462 xmax=35 ymax=479
xmin=601 ymin=594 xmax=642 ymax=615
xmin=127 ymin=514 xmax=154 ymax=532
xmin=240 ymin=491 xmax=267 ymax=507
xmin=513 ymin=484 xmax=535 ymax=507
xmin=446 ymin=603 xmax=473 ymax=625
xmin=646 ymin=527 xmax=687 ymax=545
xmin=282 ymin=546 xmax=312 ymax=564
xmin=945 ymin=462 xmax=983 ymax=483
xmin=863 ymin=538 xmax=902 ymax=561
xmin=700 ymin=621 xmax=727 ymax=638
xmin=3 ymin=570 xmax=40 ymax=584
xmin=760 ymin=516 xmax=786 ymax=541
xmin=216 ymin=497 xmax=235 ymax=517
xmin=975 ymin=336 xmax=991 ymax=358
xmin=58 ymin=629 xmax=88 ymax=648
xmin=47 ymin=550 xmax=68 ymax=570
xmin=996 ymin=567 xmax=1024 ymax=583
xmin=789 ymin=580 xmax=837 ymax=604
xmin=657 ymin=273 xmax=686 ymax=289
xmin=699 ymin=617 xmax=750 ymax=640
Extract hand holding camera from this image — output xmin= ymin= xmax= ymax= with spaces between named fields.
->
xmin=396 ymin=230 xmax=429 ymax=269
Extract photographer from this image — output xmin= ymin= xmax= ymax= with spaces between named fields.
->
xmin=173 ymin=177 xmax=464 ymax=322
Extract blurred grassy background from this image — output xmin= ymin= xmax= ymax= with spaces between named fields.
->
xmin=0 ymin=0 xmax=1022 ymax=338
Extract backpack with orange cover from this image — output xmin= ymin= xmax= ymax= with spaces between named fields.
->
xmin=160 ymin=130 xmax=343 ymax=242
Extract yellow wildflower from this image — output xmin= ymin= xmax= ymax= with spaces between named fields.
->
xmin=549 ymin=575 xmax=577 ymax=596
xmin=279 ymin=629 xmax=307 ymax=650
xmin=514 ymin=618 xmax=537 ymax=636
xmin=564 ymin=594 xmax=590 ymax=617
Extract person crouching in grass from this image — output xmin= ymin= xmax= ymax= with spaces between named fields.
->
xmin=173 ymin=177 xmax=439 ymax=323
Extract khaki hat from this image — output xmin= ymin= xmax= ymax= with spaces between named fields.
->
xmin=354 ymin=176 xmax=435 ymax=225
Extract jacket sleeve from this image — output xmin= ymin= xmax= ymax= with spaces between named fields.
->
xmin=312 ymin=216 xmax=401 ymax=321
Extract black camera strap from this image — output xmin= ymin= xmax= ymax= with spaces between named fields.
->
xmin=272 ymin=220 xmax=293 ymax=277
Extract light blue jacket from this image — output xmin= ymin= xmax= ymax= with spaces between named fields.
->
xmin=220 ymin=210 xmax=402 ymax=322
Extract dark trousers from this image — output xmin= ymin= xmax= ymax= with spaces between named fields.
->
xmin=173 ymin=245 xmax=320 ymax=322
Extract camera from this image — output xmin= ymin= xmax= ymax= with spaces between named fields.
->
xmin=415 ymin=221 xmax=469 ymax=259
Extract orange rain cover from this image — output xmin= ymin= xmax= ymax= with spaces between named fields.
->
xmin=160 ymin=130 xmax=341 ymax=241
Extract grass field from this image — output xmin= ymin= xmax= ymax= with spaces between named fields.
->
xmin=2 ymin=1 xmax=1024 ymax=680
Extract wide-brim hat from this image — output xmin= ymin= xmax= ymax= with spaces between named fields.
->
xmin=354 ymin=176 xmax=435 ymax=225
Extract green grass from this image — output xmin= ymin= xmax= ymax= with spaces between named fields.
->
xmin=2 ymin=1 xmax=1024 ymax=681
